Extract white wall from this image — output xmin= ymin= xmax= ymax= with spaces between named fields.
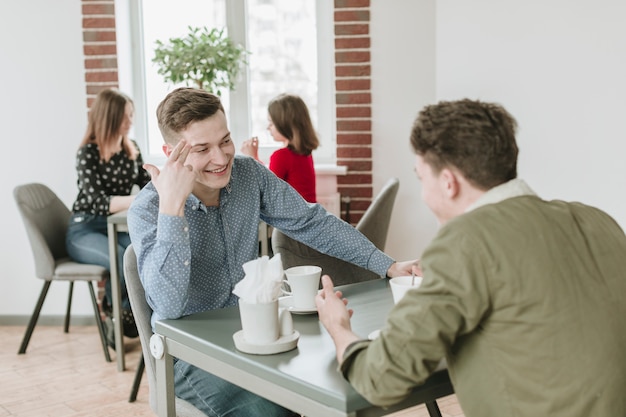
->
xmin=3 ymin=0 xmax=625 ymax=319
xmin=371 ymin=0 xmax=439 ymax=260
xmin=0 ymin=1 xmax=89 ymax=319
xmin=436 ymin=0 xmax=626 ymax=226
xmin=374 ymin=0 xmax=626 ymax=261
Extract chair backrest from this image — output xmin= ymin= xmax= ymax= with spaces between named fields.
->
xmin=124 ymin=245 xmax=205 ymax=417
xmin=355 ymin=177 xmax=400 ymax=251
xmin=271 ymin=178 xmax=400 ymax=286
xmin=272 ymin=228 xmax=380 ymax=286
xmin=14 ymin=183 xmax=72 ymax=279
xmin=124 ymin=245 xmax=159 ymax=411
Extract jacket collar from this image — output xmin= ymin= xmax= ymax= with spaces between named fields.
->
xmin=466 ymin=178 xmax=537 ymax=213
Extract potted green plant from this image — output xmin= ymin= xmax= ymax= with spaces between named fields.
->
xmin=152 ymin=26 xmax=249 ymax=94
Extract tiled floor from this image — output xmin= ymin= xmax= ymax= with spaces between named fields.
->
xmin=0 ymin=325 xmax=464 ymax=416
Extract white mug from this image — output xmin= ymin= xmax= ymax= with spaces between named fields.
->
xmin=239 ymin=299 xmax=293 ymax=345
xmin=282 ymin=265 xmax=322 ymax=310
xmin=389 ymin=275 xmax=423 ymax=304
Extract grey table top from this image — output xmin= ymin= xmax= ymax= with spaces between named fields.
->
xmin=156 ymin=278 xmax=452 ymax=415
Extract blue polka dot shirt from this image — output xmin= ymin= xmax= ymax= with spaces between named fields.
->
xmin=128 ymin=156 xmax=394 ymax=329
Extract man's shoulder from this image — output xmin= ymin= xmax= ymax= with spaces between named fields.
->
xmin=129 ymin=182 xmax=158 ymax=212
xmin=465 ymin=194 xmax=540 ymax=219
xmin=446 ymin=195 xmax=621 ymax=238
xmin=232 ymin=155 xmax=273 ymax=181
xmin=437 ymin=196 xmax=540 ymax=240
xmin=234 ymin=154 xmax=262 ymax=169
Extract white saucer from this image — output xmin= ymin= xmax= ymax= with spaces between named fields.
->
xmin=279 ymin=296 xmax=317 ymax=315
xmin=233 ymin=330 xmax=300 ymax=355
xmin=368 ymin=329 xmax=381 ymax=340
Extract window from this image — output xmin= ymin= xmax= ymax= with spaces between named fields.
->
xmin=115 ymin=0 xmax=335 ymax=166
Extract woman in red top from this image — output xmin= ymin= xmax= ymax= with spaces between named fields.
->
xmin=242 ymin=94 xmax=319 ymax=202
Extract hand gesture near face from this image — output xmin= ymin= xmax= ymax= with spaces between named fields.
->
xmin=240 ymin=136 xmax=259 ymax=160
xmin=143 ymin=140 xmax=196 ymax=216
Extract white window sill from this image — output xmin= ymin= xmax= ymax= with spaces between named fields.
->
xmin=315 ymin=164 xmax=347 ymax=176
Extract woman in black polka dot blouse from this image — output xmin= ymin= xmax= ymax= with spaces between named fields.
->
xmin=65 ymin=88 xmax=151 ymax=345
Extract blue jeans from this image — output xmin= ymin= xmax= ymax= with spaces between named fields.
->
xmin=66 ymin=213 xmax=131 ymax=310
xmin=174 ymin=360 xmax=298 ymax=417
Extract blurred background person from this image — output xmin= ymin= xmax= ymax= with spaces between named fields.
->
xmin=66 ymin=88 xmax=151 ymax=347
xmin=241 ymin=93 xmax=319 ymax=202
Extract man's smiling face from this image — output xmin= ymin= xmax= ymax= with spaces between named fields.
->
xmin=176 ymin=110 xmax=236 ymax=193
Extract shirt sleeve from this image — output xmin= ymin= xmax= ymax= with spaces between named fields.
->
xmin=340 ymin=226 xmax=491 ymax=406
xmin=256 ymin=161 xmax=394 ymax=277
xmin=127 ymin=185 xmax=192 ymax=325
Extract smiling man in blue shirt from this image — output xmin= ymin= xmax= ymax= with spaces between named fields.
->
xmin=128 ymin=87 xmax=415 ymax=417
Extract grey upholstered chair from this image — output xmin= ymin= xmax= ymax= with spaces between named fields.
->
xmin=13 ymin=183 xmax=111 ymax=362
xmin=272 ymin=177 xmax=400 ymax=286
xmin=124 ymin=245 xmax=206 ymax=416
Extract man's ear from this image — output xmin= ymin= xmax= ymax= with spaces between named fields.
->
xmin=441 ymin=168 xmax=460 ymax=199
xmin=162 ymin=143 xmax=172 ymax=157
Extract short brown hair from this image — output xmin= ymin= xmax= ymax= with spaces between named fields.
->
xmin=268 ymin=94 xmax=319 ymax=155
xmin=410 ymin=99 xmax=518 ymax=190
xmin=156 ymin=87 xmax=225 ymax=144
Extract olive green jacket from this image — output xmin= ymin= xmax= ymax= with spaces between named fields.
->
xmin=342 ymin=179 xmax=626 ymax=417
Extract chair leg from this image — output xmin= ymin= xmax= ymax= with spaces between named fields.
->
xmin=425 ymin=401 xmax=443 ymax=417
xmin=18 ymin=281 xmax=51 ymax=354
xmin=64 ymin=281 xmax=74 ymax=333
xmin=88 ymin=281 xmax=112 ymax=362
xmin=129 ymin=354 xmax=145 ymax=402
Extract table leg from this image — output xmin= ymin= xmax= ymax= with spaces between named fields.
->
xmin=107 ymin=222 xmax=126 ymax=371
xmin=155 ymin=336 xmax=176 ymax=417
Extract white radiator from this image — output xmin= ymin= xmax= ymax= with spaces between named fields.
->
xmin=318 ymin=192 xmax=341 ymax=217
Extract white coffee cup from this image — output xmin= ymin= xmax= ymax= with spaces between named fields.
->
xmin=282 ymin=265 xmax=322 ymax=310
xmin=389 ymin=275 xmax=423 ymax=304
xmin=239 ymin=299 xmax=293 ymax=345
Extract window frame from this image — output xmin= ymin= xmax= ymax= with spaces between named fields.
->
xmin=115 ymin=0 xmax=336 ymax=166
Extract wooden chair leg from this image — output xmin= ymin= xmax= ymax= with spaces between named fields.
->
xmin=88 ymin=281 xmax=112 ymax=362
xmin=64 ymin=282 xmax=74 ymax=333
xmin=426 ymin=400 xmax=443 ymax=417
xmin=18 ymin=281 xmax=51 ymax=354
xmin=129 ymin=354 xmax=145 ymax=402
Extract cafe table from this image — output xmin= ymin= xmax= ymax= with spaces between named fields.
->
xmin=107 ymin=210 xmax=129 ymax=371
xmin=153 ymin=278 xmax=454 ymax=417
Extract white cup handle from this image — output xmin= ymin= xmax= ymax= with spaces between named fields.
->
xmin=281 ymin=279 xmax=292 ymax=296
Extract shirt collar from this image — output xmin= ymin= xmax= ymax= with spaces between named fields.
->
xmin=465 ymin=178 xmax=537 ymax=213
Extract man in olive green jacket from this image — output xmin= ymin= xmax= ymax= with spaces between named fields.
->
xmin=316 ymin=99 xmax=626 ymax=417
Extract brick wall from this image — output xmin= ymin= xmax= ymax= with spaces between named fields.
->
xmin=81 ymin=0 xmax=119 ymax=304
xmin=334 ymin=0 xmax=372 ymax=224
xmin=79 ymin=0 xmax=374 ymax=224
xmin=81 ymin=0 xmax=119 ymax=109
